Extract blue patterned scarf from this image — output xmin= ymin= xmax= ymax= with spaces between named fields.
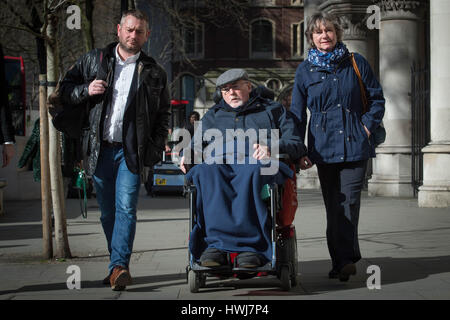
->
xmin=307 ymin=42 xmax=349 ymax=71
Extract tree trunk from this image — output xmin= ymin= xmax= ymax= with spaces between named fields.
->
xmin=46 ymin=13 xmax=71 ymax=259
xmin=39 ymin=74 xmax=52 ymax=260
xmin=81 ymin=0 xmax=94 ymax=52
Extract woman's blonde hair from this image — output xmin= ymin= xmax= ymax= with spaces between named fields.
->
xmin=305 ymin=12 xmax=344 ymax=49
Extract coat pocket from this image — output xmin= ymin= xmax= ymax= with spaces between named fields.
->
xmin=143 ymin=138 xmax=164 ymax=167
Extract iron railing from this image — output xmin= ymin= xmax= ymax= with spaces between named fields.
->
xmin=411 ymin=61 xmax=430 ymax=197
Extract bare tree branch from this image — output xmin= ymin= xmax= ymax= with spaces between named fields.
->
xmin=0 ymin=23 xmax=46 ymax=40
xmin=149 ymin=0 xmax=250 ymax=67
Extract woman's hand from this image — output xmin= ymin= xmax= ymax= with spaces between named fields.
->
xmin=180 ymin=155 xmax=187 ymax=174
xmin=363 ymin=125 xmax=371 ymax=138
xmin=299 ymin=156 xmax=313 ymax=170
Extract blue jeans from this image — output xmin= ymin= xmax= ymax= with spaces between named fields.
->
xmin=92 ymin=145 xmax=141 ymax=273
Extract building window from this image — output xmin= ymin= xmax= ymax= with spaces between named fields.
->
xmin=183 ymin=23 xmax=204 ymax=58
xmin=292 ymin=21 xmax=304 ymax=58
xmin=251 ymin=0 xmax=275 ymax=6
xmin=250 ymin=19 xmax=274 ymax=59
xmin=291 ymin=0 xmax=304 ymax=6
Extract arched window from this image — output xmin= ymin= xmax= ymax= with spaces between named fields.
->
xmin=250 ymin=19 xmax=274 ymax=59
xmin=266 ymin=78 xmax=282 ymax=92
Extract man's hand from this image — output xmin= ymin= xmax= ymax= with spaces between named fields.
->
xmin=88 ymin=79 xmax=107 ymax=96
xmin=252 ymin=144 xmax=271 ymax=160
xmin=299 ymin=156 xmax=313 ymax=170
xmin=2 ymin=144 xmax=15 ymax=168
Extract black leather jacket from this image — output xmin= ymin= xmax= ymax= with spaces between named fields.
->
xmin=60 ymin=42 xmax=171 ymax=176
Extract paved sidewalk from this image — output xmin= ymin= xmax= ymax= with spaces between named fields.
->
xmin=0 ymin=188 xmax=449 ymax=300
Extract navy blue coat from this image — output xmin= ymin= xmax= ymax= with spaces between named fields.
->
xmin=290 ymin=52 xmax=385 ymax=164
xmin=192 ymin=88 xmax=307 ymax=162
xmin=186 ymin=89 xmax=305 ymax=262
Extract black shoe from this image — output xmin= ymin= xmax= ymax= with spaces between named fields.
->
xmin=199 ymin=248 xmax=228 ymax=267
xmin=339 ymin=263 xmax=357 ymax=282
xmin=328 ymin=268 xmax=339 ymax=279
xmin=236 ymin=252 xmax=265 ymax=268
xmin=102 ymin=274 xmax=111 ymax=285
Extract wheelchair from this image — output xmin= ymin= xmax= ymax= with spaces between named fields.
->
xmin=185 ymin=158 xmax=299 ymax=293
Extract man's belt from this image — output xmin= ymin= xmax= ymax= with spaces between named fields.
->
xmin=102 ymin=140 xmax=123 ymax=148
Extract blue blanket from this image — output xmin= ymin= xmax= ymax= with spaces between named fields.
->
xmin=186 ymin=159 xmax=293 ymax=263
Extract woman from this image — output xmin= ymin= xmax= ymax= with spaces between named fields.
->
xmin=290 ymin=12 xmax=385 ymax=281
xmin=185 ymin=111 xmax=200 ymax=138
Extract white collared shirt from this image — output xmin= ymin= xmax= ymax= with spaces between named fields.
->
xmin=103 ymin=45 xmax=140 ymax=143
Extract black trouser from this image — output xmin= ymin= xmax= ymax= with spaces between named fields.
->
xmin=317 ymin=160 xmax=367 ymax=271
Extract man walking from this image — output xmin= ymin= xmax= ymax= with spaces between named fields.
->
xmin=60 ymin=10 xmax=170 ymax=291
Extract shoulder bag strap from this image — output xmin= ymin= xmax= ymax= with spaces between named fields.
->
xmin=351 ymin=53 xmax=369 ymax=115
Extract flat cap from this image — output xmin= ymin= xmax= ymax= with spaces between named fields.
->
xmin=216 ymin=68 xmax=249 ymax=88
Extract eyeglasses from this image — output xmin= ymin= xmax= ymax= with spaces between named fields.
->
xmin=220 ymin=81 xmax=247 ymax=94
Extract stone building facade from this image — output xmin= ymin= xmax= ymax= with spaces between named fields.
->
xmin=167 ymin=0 xmax=306 ymax=123
xmin=164 ymin=0 xmax=450 ymax=207
xmin=2 ymin=0 xmax=448 ymax=207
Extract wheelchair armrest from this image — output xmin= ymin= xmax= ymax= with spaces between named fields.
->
xmin=275 ymin=153 xmax=290 ymax=161
xmin=274 ymin=153 xmax=300 ymax=173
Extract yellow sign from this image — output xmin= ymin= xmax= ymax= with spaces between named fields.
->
xmin=155 ymin=178 xmax=167 ymax=185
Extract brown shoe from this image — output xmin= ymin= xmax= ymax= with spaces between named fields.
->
xmin=110 ymin=266 xmax=132 ymax=291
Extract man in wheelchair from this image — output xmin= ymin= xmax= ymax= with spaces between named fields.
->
xmin=180 ymin=69 xmax=306 ymax=269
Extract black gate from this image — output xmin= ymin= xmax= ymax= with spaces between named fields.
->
xmin=411 ymin=62 xmax=430 ymax=197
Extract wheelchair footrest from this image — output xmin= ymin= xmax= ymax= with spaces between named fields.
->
xmin=190 ymin=262 xmax=274 ymax=273
xmin=190 ymin=262 xmax=231 ymax=272
xmin=232 ymin=262 xmax=273 ymax=273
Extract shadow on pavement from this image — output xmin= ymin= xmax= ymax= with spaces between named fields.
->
xmin=0 ymin=273 xmax=185 ymax=296
xmin=190 ymin=255 xmax=450 ymax=296
xmin=1 ymin=256 xmax=449 ymax=297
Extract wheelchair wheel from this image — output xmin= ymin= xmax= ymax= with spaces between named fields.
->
xmin=280 ymin=265 xmax=291 ymax=291
xmin=188 ymin=270 xmax=200 ymax=293
xmin=291 ymin=273 xmax=298 ymax=287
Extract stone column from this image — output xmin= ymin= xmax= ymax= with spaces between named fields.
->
xmin=418 ymin=0 xmax=450 ymax=207
xmin=303 ymin=0 xmax=325 ymax=55
xmin=368 ymin=0 xmax=424 ymax=197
